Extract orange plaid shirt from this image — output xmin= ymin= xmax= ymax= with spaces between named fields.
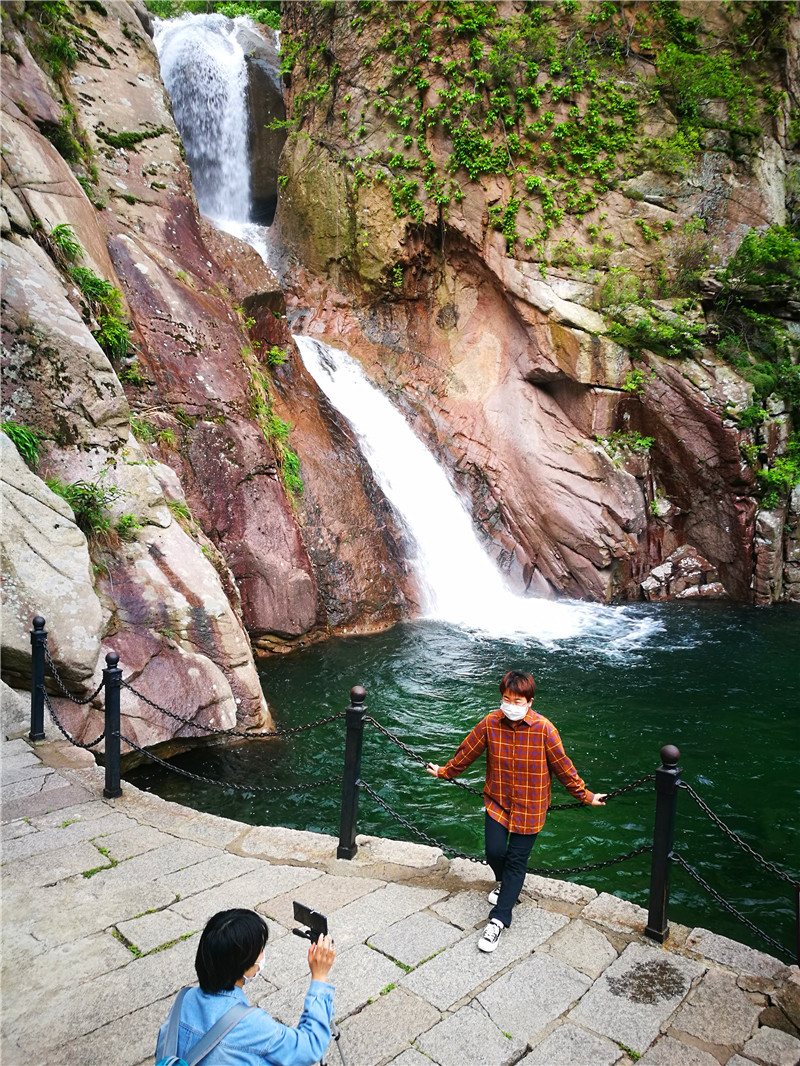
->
xmin=437 ymin=706 xmax=595 ymax=834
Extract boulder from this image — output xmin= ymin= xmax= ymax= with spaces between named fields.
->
xmin=1 ymin=237 xmax=130 ymax=449
xmin=0 ymin=433 xmax=105 ymax=687
xmin=641 ymin=545 xmax=727 ymax=601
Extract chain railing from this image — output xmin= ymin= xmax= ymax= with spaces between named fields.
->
xmin=27 ymin=615 xmax=346 ymax=803
xmin=27 ymin=615 xmax=799 ymax=964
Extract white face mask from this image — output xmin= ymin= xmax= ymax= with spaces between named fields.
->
xmin=244 ymin=954 xmax=265 ymax=984
xmin=501 ymin=701 xmax=528 ymax=721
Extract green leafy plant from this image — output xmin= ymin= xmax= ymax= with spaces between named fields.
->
xmin=265 ymin=346 xmax=288 ymax=366
xmin=130 ymin=416 xmax=157 ymax=443
xmin=95 ymin=126 xmax=169 ymax=150
xmin=622 ymin=368 xmax=650 ymax=393
xmin=167 ymin=499 xmax=192 ymax=524
xmin=596 ymin=430 xmax=655 ymax=458
xmin=48 ymin=222 xmax=82 ymax=266
xmin=115 ymin=513 xmax=142 ymax=541
xmin=758 ymin=435 xmax=800 ymax=509
xmin=597 ymin=267 xmax=642 ymax=310
xmin=46 ymin=475 xmax=125 ymax=540
xmin=1 ymin=422 xmax=43 ymax=468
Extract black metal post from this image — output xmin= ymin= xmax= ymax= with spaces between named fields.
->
xmin=29 ymin=616 xmax=47 ymax=741
xmin=337 ymin=685 xmax=366 ymax=860
xmin=645 ymin=743 xmax=681 ymax=944
xmin=102 ymin=652 xmax=123 ymax=799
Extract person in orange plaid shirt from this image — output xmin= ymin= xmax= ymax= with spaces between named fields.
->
xmin=426 ymin=669 xmax=606 ymax=953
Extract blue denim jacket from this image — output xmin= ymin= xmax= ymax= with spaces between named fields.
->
xmin=155 ymin=981 xmax=334 ymax=1066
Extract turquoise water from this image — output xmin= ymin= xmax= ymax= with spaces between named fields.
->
xmin=127 ymin=602 xmax=800 ymax=960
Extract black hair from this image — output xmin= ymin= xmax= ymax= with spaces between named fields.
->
xmin=195 ymin=909 xmax=269 ymax=993
xmin=499 ymin=670 xmax=536 ymax=701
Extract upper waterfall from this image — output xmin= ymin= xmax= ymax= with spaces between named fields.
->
xmin=154 ymin=14 xmax=252 ymax=223
xmin=294 ymin=336 xmax=658 ymax=646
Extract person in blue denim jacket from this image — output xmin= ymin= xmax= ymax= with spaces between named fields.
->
xmin=155 ymin=908 xmax=335 ymax=1066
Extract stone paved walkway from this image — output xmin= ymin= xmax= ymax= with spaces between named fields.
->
xmin=2 ymin=736 xmax=799 ymax=1066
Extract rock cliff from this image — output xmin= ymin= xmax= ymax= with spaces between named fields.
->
xmin=274 ymin=0 xmax=800 ymax=603
xmin=0 ymin=0 xmax=405 ymax=747
xmin=2 ymin=2 xmax=799 ymax=754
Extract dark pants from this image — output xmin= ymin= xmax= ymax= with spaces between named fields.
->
xmin=485 ymin=811 xmax=537 ymax=928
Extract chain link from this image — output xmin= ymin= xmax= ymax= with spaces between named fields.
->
xmin=118 ymin=733 xmax=342 ymax=793
xmin=43 ymin=643 xmax=105 ymax=704
xmin=672 ymin=852 xmax=793 ymax=960
xmin=679 ymin=782 xmax=799 ymax=888
xmin=359 ymin=779 xmax=653 ymax=875
xmin=42 ymin=687 xmax=105 ymax=749
xmin=121 ymin=680 xmax=346 ymax=740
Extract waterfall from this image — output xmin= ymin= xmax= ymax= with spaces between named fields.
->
xmin=154 ymin=14 xmax=252 ymax=223
xmin=294 ymin=337 xmax=657 ymax=646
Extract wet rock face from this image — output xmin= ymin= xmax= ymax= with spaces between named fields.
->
xmin=276 ymin=1 xmax=799 ymax=604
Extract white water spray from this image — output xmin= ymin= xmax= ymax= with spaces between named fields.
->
xmin=154 ymin=15 xmax=252 ymax=223
xmin=294 ymin=337 xmax=659 ymax=647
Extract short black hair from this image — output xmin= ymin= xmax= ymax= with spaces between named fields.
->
xmin=499 ymin=670 xmax=536 ymax=700
xmin=195 ymin=909 xmax=269 ymax=993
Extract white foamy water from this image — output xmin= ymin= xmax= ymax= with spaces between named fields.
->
xmin=294 ymin=336 xmax=661 ymax=647
xmin=154 ymin=14 xmax=252 ymax=222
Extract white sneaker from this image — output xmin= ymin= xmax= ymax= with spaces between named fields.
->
xmin=487 ymin=887 xmax=520 ymax=907
xmin=478 ymin=919 xmax=504 ymax=952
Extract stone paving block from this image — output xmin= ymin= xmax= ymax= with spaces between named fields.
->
xmin=1 ymin=817 xmax=37 ymax=839
xmin=1 ymin=930 xmax=133 ymax=1028
xmin=238 ymin=824 xmax=339 ymax=864
xmin=402 ymin=905 xmax=568 ymax=1011
xmin=387 ymin=1050 xmax=437 ymax=1066
xmin=478 ymin=952 xmax=593 ymax=1045
xmin=2 ymin=839 xmax=115 ymax=887
xmin=9 ymin=876 xmax=177 ymax=947
xmin=726 ymin=1056 xmax=760 ymax=1066
xmin=738 ymin=1025 xmax=800 ymax=1066
xmin=159 ymin=852 xmax=264 ymax=899
xmin=262 ymin=942 xmax=405 ymax=1025
xmin=0 ymin=810 xmax=135 ymax=862
xmin=685 ymin=928 xmax=787 ymax=981
xmin=368 ymin=910 xmax=463 ymax=968
xmin=336 ymin=987 xmax=441 ymax=1065
xmin=637 ymin=1034 xmax=725 ymax=1066
xmin=97 ymin=823 xmax=180 ymax=861
xmin=28 ymin=800 xmax=119 ymax=830
xmin=117 ymin=908 xmax=198 ymax=954
xmin=1 ymin=781 xmax=95 ymax=821
xmin=262 ymin=872 xmax=385 ymax=928
xmin=43 ymin=996 xmax=174 ymax=1066
xmin=87 ymin=837 xmax=220 ymax=886
xmin=448 ymin=857 xmax=496 ymax=886
xmin=1 ymin=739 xmax=39 ymax=758
xmin=330 ymin=882 xmax=449 ymax=951
xmin=567 ymin=941 xmax=706 ymax=1056
xmin=353 ymin=833 xmax=443 ymax=870
xmin=521 ymin=1022 xmax=623 ymax=1065
xmin=171 ymin=864 xmax=322 ymax=926
xmin=416 ymin=1004 xmax=526 ymax=1066
xmin=547 ymin=917 xmax=619 ymax=979
xmin=5 ymin=934 xmax=197 ymax=1050
xmin=524 ymin=873 xmax=598 ymax=907
xmin=670 ymin=966 xmax=761 ymax=1048
xmin=431 ymin=890 xmax=494 ymax=931
xmin=1 ymin=761 xmax=53 ymax=786
xmin=581 ymin=891 xmax=649 ymax=935
xmin=1 ymin=768 xmax=64 ymax=801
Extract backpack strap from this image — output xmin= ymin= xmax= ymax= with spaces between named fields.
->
xmin=185 ymin=1001 xmax=257 ymax=1066
xmin=162 ymin=987 xmax=192 ymax=1058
